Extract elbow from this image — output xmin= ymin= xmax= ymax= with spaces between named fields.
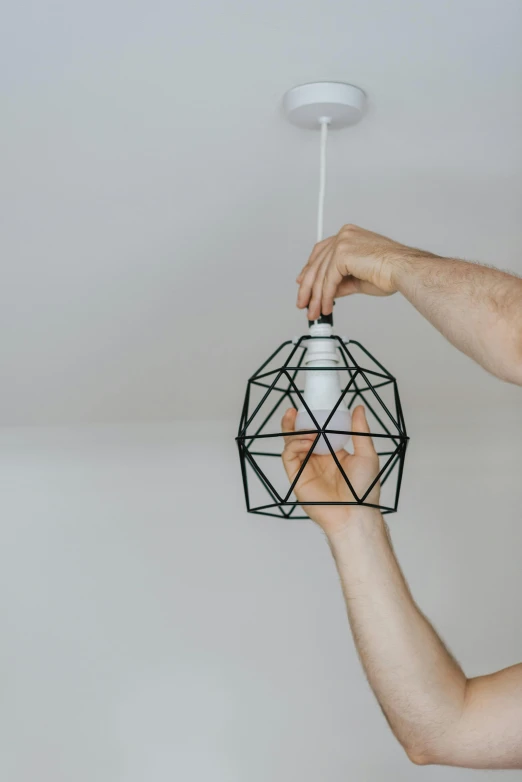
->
xmin=405 ymin=747 xmax=434 ymax=766
xmin=497 ymin=326 xmax=522 ymax=386
xmin=488 ymin=360 xmax=522 ymax=388
xmin=401 ymin=739 xmax=434 ymax=766
xmin=401 ymin=734 xmax=451 ymax=766
xmin=402 ymin=736 xmax=456 ymax=767
xmin=513 ymin=334 xmax=522 ymax=386
xmin=502 ymin=342 xmax=522 ymax=385
xmin=502 ymin=367 xmax=522 ymax=388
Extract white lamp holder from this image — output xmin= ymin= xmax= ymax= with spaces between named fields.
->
xmin=283 ymin=81 xmax=366 ymax=130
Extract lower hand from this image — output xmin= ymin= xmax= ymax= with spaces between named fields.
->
xmin=281 ymin=405 xmax=380 ymax=537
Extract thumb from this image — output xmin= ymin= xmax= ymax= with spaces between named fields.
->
xmin=281 ymin=407 xmax=297 ymax=442
xmin=351 ymin=405 xmax=377 ymax=459
xmin=280 ymin=407 xmax=315 ymax=481
xmin=336 ymin=277 xmax=360 ymax=297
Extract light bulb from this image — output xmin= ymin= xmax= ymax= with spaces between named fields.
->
xmin=295 ymin=322 xmax=351 ymax=455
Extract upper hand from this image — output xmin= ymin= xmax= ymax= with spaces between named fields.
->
xmin=296 ymin=224 xmax=412 ymax=321
xmin=281 ymin=405 xmax=380 ymax=537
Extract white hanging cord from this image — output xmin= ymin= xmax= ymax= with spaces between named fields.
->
xmin=316 ymin=117 xmax=330 ymax=243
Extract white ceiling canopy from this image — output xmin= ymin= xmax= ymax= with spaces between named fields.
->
xmin=2 ymin=0 xmax=522 ymax=424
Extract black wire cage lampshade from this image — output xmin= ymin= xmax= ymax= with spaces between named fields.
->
xmin=235 ymin=326 xmax=409 ymax=519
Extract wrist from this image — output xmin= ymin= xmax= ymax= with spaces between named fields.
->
xmin=389 ymin=246 xmax=442 ymax=291
xmin=325 ymin=507 xmax=385 ymax=548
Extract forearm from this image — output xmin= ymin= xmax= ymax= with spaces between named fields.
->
xmin=392 ymin=252 xmax=522 ymax=385
xmin=328 ymin=509 xmax=467 ymax=763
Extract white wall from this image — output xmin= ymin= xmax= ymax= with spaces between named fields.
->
xmin=0 ymin=407 xmax=521 ymax=781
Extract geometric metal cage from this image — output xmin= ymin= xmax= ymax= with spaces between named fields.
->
xmin=236 ymin=333 xmax=409 ymax=519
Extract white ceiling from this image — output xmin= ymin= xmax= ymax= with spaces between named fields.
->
xmin=2 ymin=0 xmax=522 ymax=425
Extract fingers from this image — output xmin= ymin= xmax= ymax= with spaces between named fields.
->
xmin=351 ymin=405 xmax=377 ymax=459
xmin=281 ymin=408 xmax=316 ymax=480
xmin=296 ymin=252 xmax=326 ymax=312
xmin=321 ymin=263 xmax=343 ymax=316
xmin=296 ymin=238 xmax=333 ymax=311
xmin=281 ymin=408 xmax=315 ymax=448
xmin=308 ymin=251 xmax=332 ymax=320
xmin=281 ymin=407 xmax=297 ymax=440
xmin=296 ymin=237 xmax=331 ymax=283
xmin=296 ymin=262 xmax=318 ymax=310
xmin=297 ymin=234 xmax=354 ymax=317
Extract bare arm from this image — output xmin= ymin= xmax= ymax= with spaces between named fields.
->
xmin=297 ymin=225 xmax=522 ymax=385
xmin=393 ymin=254 xmax=522 ymax=385
xmin=328 ymin=511 xmax=522 ymax=768
xmin=280 ymin=408 xmax=522 ymax=769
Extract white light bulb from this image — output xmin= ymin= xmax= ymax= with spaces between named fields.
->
xmin=295 ymin=323 xmax=351 ymax=455
xmin=295 ymin=408 xmax=351 ymax=455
